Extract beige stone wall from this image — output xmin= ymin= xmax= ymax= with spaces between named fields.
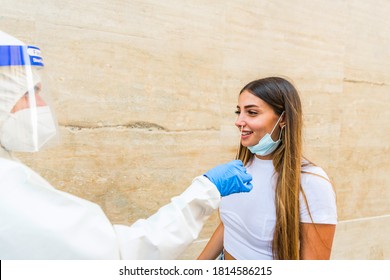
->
xmin=2 ymin=0 xmax=389 ymax=259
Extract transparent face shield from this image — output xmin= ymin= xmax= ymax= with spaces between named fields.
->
xmin=0 ymin=37 xmax=59 ymax=152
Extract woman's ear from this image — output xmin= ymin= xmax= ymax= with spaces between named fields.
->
xmin=279 ymin=111 xmax=286 ymax=128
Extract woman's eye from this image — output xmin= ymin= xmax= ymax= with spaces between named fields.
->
xmin=248 ymin=111 xmax=257 ymax=115
xmin=234 ymin=110 xmax=240 ymax=115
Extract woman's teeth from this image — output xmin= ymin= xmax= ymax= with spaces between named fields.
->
xmin=242 ymin=131 xmax=253 ymax=136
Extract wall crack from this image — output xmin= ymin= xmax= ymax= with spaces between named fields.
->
xmin=343 ymin=78 xmax=388 ymax=86
xmin=62 ymin=121 xmax=218 ymax=132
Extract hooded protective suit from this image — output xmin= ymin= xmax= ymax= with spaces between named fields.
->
xmin=0 ymin=31 xmax=252 ymax=259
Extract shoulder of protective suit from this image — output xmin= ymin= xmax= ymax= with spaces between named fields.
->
xmin=0 ymin=157 xmax=29 ymax=183
xmin=0 ymin=157 xmax=19 ymax=169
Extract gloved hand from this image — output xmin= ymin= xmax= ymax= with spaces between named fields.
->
xmin=204 ymin=160 xmax=253 ymax=197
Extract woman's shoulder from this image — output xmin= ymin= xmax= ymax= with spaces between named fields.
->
xmin=299 ymin=159 xmax=337 ymax=224
xmin=301 ymin=163 xmax=329 ymax=179
xmin=300 ymin=160 xmax=333 ymax=190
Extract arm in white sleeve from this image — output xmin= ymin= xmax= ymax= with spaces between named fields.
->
xmin=0 ymin=158 xmax=220 ymax=259
xmin=114 ymin=175 xmax=221 ymax=259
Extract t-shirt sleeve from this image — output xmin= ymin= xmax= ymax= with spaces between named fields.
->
xmin=299 ymin=166 xmax=337 ymax=224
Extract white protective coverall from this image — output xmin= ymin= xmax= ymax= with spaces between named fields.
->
xmin=0 ymin=149 xmax=220 ymax=259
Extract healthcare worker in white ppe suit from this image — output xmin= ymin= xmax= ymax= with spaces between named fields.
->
xmin=0 ymin=31 xmax=253 ymax=260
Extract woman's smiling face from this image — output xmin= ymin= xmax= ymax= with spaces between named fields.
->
xmin=235 ymin=90 xmax=282 ymax=149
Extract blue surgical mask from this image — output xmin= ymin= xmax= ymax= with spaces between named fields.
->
xmin=248 ymin=112 xmax=285 ymax=156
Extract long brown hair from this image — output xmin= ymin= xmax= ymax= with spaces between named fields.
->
xmin=236 ymin=76 xmax=303 ymax=259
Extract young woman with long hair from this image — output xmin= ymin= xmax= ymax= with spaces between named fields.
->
xmin=198 ymin=77 xmax=337 ymax=260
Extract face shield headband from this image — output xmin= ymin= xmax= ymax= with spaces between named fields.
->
xmin=0 ymin=45 xmax=44 ymax=67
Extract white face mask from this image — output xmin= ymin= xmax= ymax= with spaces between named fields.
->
xmin=0 ymin=106 xmax=57 ymax=152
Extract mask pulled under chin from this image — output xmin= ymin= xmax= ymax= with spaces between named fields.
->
xmin=0 ymin=106 xmax=57 ymax=152
xmin=248 ymin=112 xmax=285 ymax=156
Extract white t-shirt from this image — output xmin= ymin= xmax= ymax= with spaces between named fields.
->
xmin=220 ymin=157 xmax=337 ymax=260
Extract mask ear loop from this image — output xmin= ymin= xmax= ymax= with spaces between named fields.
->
xmin=270 ymin=111 xmax=285 ymax=137
xmin=278 ymin=125 xmax=286 ymax=141
xmin=278 ymin=111 xmax=286 ymax=141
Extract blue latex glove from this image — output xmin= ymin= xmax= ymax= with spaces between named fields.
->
xmin=204 ymin=160 xmax=253 ymax=197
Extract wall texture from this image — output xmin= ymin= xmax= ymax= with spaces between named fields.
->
xmin=1 ymin=0 xmax=389 ymax=259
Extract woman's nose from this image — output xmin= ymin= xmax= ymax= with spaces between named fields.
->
xmin=235 ymin=115 xmax=245 ymax=128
